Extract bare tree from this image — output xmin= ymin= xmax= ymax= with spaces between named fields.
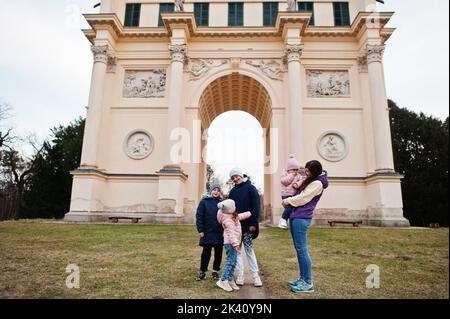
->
xmin=1 ymin=141 xmax=44 ymax=219
xmin=0 ymin=102 xmax=44 ymax=220
xmin=0 ymin=100 xmax=17 ymax=220
xmin=205 ymin=164 xmax=216 ymax=192
xmin=0 ymin=100 xmax=12 ymax=122
xmin=0 ymin=101 xmax=15 ymax=150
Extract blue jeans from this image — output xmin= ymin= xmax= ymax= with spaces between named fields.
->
xmin=282 ymin=195 xmax=294 ymax=220
xmin=221 ymin=244 xmax=237 ymax=281
xmin=290 ymin=218 xmax=313 ymax=285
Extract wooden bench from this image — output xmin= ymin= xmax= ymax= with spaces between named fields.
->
xmin=108 ymin=217 xmax=142 ymax=224
xmin=328 ymin=220 xmax=363 ymax=227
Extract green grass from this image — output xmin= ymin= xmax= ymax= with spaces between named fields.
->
xmin=0 ymin=220 xmax=448 ymax=299
xmin=257 ymin=226 xmax=449 ymax=299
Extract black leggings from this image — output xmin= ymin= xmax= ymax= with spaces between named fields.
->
xmin=200 ymin=245 xmax=223 ymax=272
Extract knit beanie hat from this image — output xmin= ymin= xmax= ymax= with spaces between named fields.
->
xmin=286 ymin=154 xmax=300 ymax=170
xmin=229 ymin=167 xmax=244 ymax=178
xmin=217 ymin=199 xmax=236 ymax=214
xmin=209 ymin=181 xmax=222 ymax=192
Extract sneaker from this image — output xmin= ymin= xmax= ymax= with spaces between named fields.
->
xmin=229 ymin=280 xmax=240 ymax=291
xmin=278 ymin=218 xmax=288 ymax=229
xmin=196 ymin=271 xmax=206 ymax=281
xmin=287 ymin=278 xmax=303 ymax=287
xmin=253 ymin=274 xmax=263 ymax=287
xmin=291 ymin=281 xmax=315 ymax=293
xmin=216 ymin=280 xmax=233 ymax=292
xmin=211 ymin=271 xmax=220 ymax=281
xmin=236 ymin=274 xmax=245 ymax=286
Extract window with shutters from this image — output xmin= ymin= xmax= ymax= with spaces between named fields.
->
xmin=228 ymin=2 xmax=244 ymax=26
xmin=263 ymin=2 xmax=278 ymax=27
xmin=194 ymin=3 xmax=209 ymax=27
xmin=158 ymin=3 xmax=175 ymax=27
xmin=298 ymin=2 xmax=315 ymax=26
xmin=333 ymin=2 xmax=351 ymax=26
xmin=124 ymin=3 xmax=141 ymax=27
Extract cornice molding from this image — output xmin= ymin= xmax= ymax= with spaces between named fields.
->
xmin=71 ymin=168 xmax=159 ymax=181
xmin=161 ymin=12 xmax=196 ymax=38
xmin=83 ymin=12 xmax=394 ymax=43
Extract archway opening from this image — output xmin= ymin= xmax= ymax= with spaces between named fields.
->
xmin=198 ymin=74 xmax=273 ymax=221
xmin=198 ymin=74 xmax=272 ymax=129
xmin=206 ymin=111 xmax=264 ymax=194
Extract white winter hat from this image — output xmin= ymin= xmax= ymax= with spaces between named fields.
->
xmin=217 ymin=199 xmax=236 ymax=214
xmin=229 ymin=167 xmax=244 ymax=178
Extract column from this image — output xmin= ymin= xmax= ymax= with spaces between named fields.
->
xmin=156 ymin=43 xmax=188 ymax=215
xmin=357 ymin=55 xmax=376 ymax=173
xmin=284 ymin=43 xmax=304 ymax=162
xmin=80 ymin=45 xmax=111 ymax=168
xmin=164 ymin=43 xmax=187 ymax=171
xmin=365 ymin=44 xmax=395 ymax=172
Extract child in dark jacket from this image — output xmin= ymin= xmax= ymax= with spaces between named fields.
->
xmin=195 ymin=182 xmax=224 ymax=281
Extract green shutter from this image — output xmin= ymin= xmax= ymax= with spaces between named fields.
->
xmin=132 ymin=4 xmax=141 ymax=26
xmin=228 ymin=3 xmax=235 ymax=26
xmin=237 ymin=3 xmax=243 ymax=26
xmin=194 ymin=3 xmax=201 ymax=25
xmin=195 ymin=3 xmax=209 ymax=27
xmin=159 ymin=3 xmax=175 ymax=27
xmin=124 ymin=4 xmax=133 ymax=26
xmin=263 ymin=2 xmax=278 ymax=26
xmin=125 ymin=3 xmax=141 ymax=27
xmin=228 ymin=3 xmax=243 ymax=27
xmin=202 ymin=3 xmax=209 ymax=26
xmin=342 ymin=2 xmax=350 ymax=25
xmin=298 ymin=2 xmax=314 ymax=26
xmin=333 ymin=2 xmax=350 ymax=26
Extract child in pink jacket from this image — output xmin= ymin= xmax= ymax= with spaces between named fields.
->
xmin=278 ymin=155 xmax=304 ymax=229
xmin=216 ymin=199 xmax=251 ymax=292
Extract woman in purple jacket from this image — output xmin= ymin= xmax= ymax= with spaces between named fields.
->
xmin=282 ymin=160 xmax=328 ymax=293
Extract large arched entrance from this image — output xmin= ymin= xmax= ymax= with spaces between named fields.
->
xmin=197 ymin=74 xmax=274 ymax=221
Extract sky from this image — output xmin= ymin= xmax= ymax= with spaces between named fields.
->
xmin=206 ymin=111 xmax=265 ymax=191
xmin=0 ymin=0 xmax=448 ymax=190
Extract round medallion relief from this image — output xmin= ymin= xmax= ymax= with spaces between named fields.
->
xmin=124 ymin=130 xmax=154 ymax=160
xmin=317 ymin=131 xmax=348 ymax=162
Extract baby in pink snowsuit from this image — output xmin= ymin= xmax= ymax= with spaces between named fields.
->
xmin=279 ymin=154 xmax=304 ymax=229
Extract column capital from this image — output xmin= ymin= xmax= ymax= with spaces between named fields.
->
xmin=357 ymin=55 xmax=368 ymax=73
xmin=107 ymin=55 xmax=117 ymax=73
xmin=91 ymin=45 xmax=110 ymax=64
xmin=364 ymin=44 xmax=385 ymax=64
xmin=284 ymin=43 xmax=304 ymax=63
xmin=169 ymin=44 xmax=187 ymax=64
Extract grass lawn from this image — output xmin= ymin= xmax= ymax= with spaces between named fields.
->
xmin=0 ymin=220 xmax=448 ymax=299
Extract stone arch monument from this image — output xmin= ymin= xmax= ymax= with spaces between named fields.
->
xmin=65 ymin=0 xmax=409 ymax=227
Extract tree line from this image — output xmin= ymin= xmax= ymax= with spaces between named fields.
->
xmin=0 ymin=101 xmax=84 ymax=220
xmin=0 ymin=100 xmax=448 ymax=226
xmin=389 ymin=100 xmax=448 ymax=226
